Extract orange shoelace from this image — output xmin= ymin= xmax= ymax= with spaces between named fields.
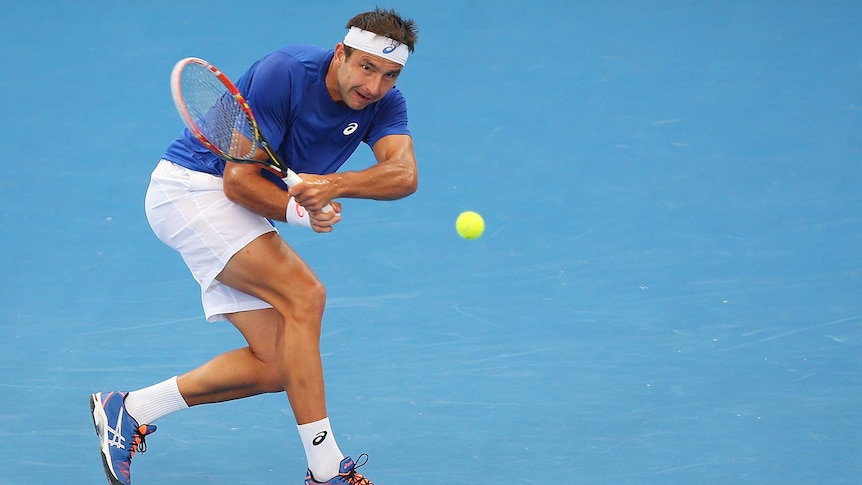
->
xmin=344 ymin=454 xmax=372 ymax=485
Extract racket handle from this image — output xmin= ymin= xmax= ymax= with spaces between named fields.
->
xmin=282 ymin=171 xmax=334 ymax=213
xmin=281 ymin=170 xmax=304 ymax=187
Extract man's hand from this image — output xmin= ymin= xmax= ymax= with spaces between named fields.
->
xmin=288 ymin=174 xmax=336 ymax=212
xmin=308 ymin=201 xmax=342 ymax=233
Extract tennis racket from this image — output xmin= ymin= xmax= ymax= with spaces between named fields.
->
xmin=170 ymin=56 xmax=332 ymax=213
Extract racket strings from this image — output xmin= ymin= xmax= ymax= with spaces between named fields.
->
xmin=180 ymin=64 xmax=257 ymax=159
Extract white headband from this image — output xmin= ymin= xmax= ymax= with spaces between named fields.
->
xmin=343 ymin=26 xmax=409 ymax=66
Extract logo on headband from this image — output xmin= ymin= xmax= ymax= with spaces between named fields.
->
xmin=382 ymin=40 xmax=398 ymax=54
xmin=344 ymin=27 xmax=407 ymax=65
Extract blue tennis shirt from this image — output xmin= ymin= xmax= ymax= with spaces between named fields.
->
xmin=163 ymin=45 xmax=410 ymax=177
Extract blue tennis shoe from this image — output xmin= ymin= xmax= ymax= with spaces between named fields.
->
xmin=305 ymin=455 xmax=373 ymax=485
xmin=90 ymin=391 xmax=156 ymax=485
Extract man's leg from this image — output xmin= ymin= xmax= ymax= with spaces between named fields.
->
xmin=176 ymin=308 xmax=285 ymax=406
xmin=216 ymin=232 xmax=351 ymax=482
xmin=215 ymin=231 xmax=328 ymax=423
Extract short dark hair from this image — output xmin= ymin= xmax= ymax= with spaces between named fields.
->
xmin=345 ymin=8 xmax=418 ymax=52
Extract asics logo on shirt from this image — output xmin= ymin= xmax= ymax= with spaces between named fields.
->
xmin=313 ymin=431 xmax=328 ymax=446
xmin=343 ymin=122 xmax=359 ymax=135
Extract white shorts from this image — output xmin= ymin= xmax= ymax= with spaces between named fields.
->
xmin=145 ymin=159 xmax=276 ymax=322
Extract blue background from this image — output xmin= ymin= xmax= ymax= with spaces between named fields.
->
xmin=1 ymin=1 xmax=860 ymax=483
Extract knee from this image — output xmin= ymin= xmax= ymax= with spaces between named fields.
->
xmin=253 ymin=359 xmax=284 ymax=394
xmin=265 ymin=264 xmax=328 ymax=330
xmin=287 ymin=279 xmax=327 ymax=321
xmin=306 ymin=280 xmax=327 ymax=314
xmin=247 ymin=347 xmax=286 ymax=393
xmin=261 ymin=370 xmax=284 ymax=393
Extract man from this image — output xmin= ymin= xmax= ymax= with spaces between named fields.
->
xmin=89 ymin=8 xmax=418 ymax=485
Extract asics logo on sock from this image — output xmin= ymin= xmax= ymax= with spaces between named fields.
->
xmin=312 ymin=431 xmax=328 ymax=446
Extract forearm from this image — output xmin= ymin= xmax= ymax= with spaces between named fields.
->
xmin=223 ymin=165 xmax=291 ymax=222
xmin=328 ymin=161 xmax=417 ymax=201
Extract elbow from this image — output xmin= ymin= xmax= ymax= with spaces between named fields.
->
xmin=403 ymin=170 xmax=418 ymax=196
xmin=221 ymin=165 xmax=245 ymax=203
xmin=398 ymin=167 xmax=418 ymax=198
xmin=222 ymin=177 xmax=240 ymax=203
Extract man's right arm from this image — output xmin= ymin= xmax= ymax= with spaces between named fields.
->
xmin=222 ymin=162 xmax=341 ymax=232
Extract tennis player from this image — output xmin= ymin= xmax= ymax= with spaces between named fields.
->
xmin=89 ymin=8 xmax=418 ymax=485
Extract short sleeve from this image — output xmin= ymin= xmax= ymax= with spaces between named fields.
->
xmin=240 ymin=52 xmax=303 ymax=148
xmin=364 ymin=87 xmax=410 ymax=148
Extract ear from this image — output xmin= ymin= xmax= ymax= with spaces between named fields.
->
xmin=334 ymin=43 xmax=347 ymax=62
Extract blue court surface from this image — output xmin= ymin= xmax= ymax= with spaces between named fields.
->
xmin=1 ymin=1 xmax=860 ymax=484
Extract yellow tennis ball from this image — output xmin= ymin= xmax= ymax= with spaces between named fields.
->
xmin=456 ymin=211 xmax=485 ymax=240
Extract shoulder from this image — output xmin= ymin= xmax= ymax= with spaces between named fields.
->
xmin=241 ymin=46 xmax=333 ymax=101
xmin=372 ymin=86 xmax=408 ymax=116
xmin=278 ymin=45 xmax=333 ymax=63
xmin=361 ymin=87 xmax=410 ymax=145
xmin=254 ymin=45 xmax=332 ymax=78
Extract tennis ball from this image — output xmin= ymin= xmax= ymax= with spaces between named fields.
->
xmin=456 ymin=211 xmax=485 ymax=240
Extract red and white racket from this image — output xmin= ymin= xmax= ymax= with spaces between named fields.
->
xmin=170 ymin=57 xmax=332 ymax=212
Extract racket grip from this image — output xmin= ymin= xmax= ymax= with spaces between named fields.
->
xmin=281 ymin=171 xmax=304 ymax=187
xmin=282 ymin=171 xmax=334 ymax=213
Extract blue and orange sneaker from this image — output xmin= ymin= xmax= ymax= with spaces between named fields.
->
xmin=89 ymin=391 xmax=156 ymax=485
xmin=305 ymin=455 xmax=374 ymax=485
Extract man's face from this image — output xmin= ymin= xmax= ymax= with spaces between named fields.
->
xmin=332 ymin=43 xmax=403 ymax=110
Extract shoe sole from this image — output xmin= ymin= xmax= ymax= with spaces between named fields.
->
xmin=90 ymin=393 xmax=124 ymax=485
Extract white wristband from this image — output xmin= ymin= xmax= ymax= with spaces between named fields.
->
xmin=286 ymin=197 xmax=312 ymax=228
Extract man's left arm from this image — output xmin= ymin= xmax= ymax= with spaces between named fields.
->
xmin=288 ymin=134 xmax=418 ymax=210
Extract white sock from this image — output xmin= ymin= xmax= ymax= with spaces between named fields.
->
xmin=123 ymin=376 xmax=189 ymax=425
xmin=298 ymin=417 xmax=345 ymax=482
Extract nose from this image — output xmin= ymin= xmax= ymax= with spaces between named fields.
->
xmin=365 ymin=74 xmax=384 ymax=99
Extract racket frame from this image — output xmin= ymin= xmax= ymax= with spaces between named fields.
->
xmin=171 ymin=57 xmax=322 ymax=202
